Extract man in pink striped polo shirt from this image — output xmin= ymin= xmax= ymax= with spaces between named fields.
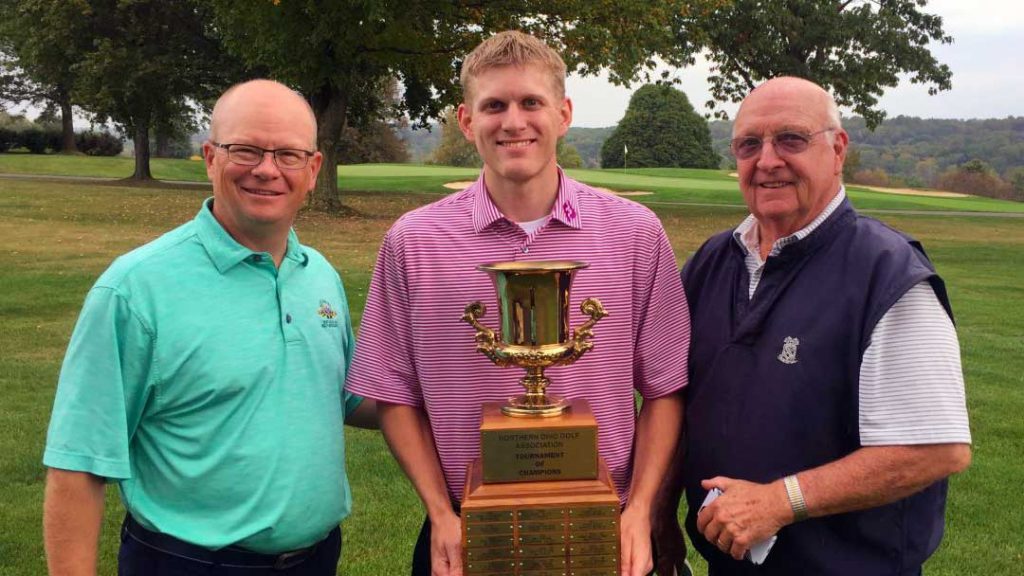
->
xmin=347 ymin=31 xmax=690 ymax=576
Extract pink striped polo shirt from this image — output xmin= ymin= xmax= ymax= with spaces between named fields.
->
xmin=346 ymin=170 xmax=690 ymax=503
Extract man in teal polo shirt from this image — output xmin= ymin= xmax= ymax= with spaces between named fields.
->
xmin=42 ymin=79 xmax=375 ymax=575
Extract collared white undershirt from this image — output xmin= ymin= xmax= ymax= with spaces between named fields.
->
xmin=732 ymin=187 xmax=971 ymax=445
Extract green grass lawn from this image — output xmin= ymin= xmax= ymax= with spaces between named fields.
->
xmin=0 ymin=151 xmax=208 ymax=182
xmin=1 ymin=160 xmax=1022 ymax=575
xmin=4 ymin=154 xmax=1024 ymax=214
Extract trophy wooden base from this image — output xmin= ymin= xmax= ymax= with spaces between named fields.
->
xmin=479 ymin=398 xmax=598 ymax=483
xmin=461 ymin=458 xmax=621 ymax=575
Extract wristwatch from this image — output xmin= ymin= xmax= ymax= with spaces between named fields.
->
xmin=783 ymin=474 xmax=809 ymax=521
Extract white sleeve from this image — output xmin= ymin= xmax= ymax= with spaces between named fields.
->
xmin=859 ymin=282 xmax=972 ymax=446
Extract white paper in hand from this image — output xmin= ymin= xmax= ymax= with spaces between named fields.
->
xmin=698 ymin=487 xmax=777 ymax=565
xmin=699 ymin=486 xmax=723 ymax=510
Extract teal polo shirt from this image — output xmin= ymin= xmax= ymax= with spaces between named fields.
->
xmin=44 ymin=199 xmax=363 ymax=553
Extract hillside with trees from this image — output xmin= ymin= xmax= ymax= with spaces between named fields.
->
xmin=564 ymin=127 xmax=614 ymax=168
xmin=709 ymin=116 xmax=1024 ymax=200
xmin=401 ymin=116 xmax=1024 ymax=201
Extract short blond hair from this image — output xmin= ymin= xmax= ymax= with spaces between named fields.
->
xmin=460 ymin=30 xmax=566 ymax=102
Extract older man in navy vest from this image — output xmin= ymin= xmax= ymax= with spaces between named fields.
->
xmin=653 ymin=77 xmax=972 ymax=576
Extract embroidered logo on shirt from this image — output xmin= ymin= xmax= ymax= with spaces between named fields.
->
xmin=777 ymin=336 xmax=799 ymax=365
xmin=317 ymin=300 xmax=339 ymax=328
xmin=562 ymin=200 xmax=576 ymax=222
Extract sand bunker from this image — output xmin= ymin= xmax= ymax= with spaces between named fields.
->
xmin=857 ymin=185 xmax=969 ymax=198
xmin=443 ymin=181 xmax=652 ymax=196
xmin=594 ymin=187 xmax=653 ymax=196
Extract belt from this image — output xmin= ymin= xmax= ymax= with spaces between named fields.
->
xmin=121 ymin=514 xmax=336 ymax=570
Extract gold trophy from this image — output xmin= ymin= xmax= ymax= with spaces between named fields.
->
xmin=459 ymin=261 xmax=621 ymax=576
xmin=461 ymin=260 xmax=608 ymax=417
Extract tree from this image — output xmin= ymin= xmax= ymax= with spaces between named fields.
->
xmin=207 ymin=0 xmax=709 ymax=212
xmin=0 ymin=0 xmax=94 ymax=153
xmin=600 ymin=84 xmax=718 ymax=169
xmin=1005 ymin=167 xmax=1024 ymax=201
xmin=431 ymin=108 xmax=482 ymax=168
xmin=913 ymin=157 xmax=940 ymax=187
xmin=72 ymin=0 xmax=241 ymax=180
xmin=0 ymin=48 xmax=17 ymax=103
xmin=853 ymin=167 xmax=892 ymax=188
xmin=0 ymin=109 xmax=32 ymax=152
xmin=337 ymin=121 xmax=410 ymax=165
xmin=557 ymin=139 xmax=583 ymax=169
xmin=960 ymin=159 xmax=993 ymax=175
xmin=936 ymin=159 xmax=1009 ymax=199
xmin=153 ymin=112 xmax=200 ymax=159
xmin=337 ymin=78 xmax=410 ymax=164
xmin=842 ymin=145 xmax=861 ymax=182
xmin=683 ymin=0 xmax=953 ymax=129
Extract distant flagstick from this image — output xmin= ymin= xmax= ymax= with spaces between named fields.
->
xmin=623 ymin=143 xmax=628 ymax=171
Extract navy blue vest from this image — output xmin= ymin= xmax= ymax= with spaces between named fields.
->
xmin=681 ymin=199 xmax=953 ymax=575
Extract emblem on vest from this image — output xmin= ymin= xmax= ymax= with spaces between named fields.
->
xmin=777 ymin=336 xmax=800 ymax=364
xmin=317 ymin=300 xmax=339 ymax=328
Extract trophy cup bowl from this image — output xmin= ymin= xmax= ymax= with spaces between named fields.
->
xmin=461 ymin=260 xmax=608 ymax=417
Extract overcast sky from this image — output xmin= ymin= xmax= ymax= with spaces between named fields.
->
xmin=566 ymin=0 xmax=1024 ymax=127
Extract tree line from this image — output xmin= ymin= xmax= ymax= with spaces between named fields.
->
xmin=0 ymin=110 xmax=123 ymax=155
xmin=413 ymin=110 xmax=1024 ymax=200
xmin=2 ymin=0 xmax=956 ymax=212
xmin=708 ymin=117 xmax=1024 ymax=200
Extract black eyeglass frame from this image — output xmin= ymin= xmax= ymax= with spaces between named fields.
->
xmin=730 ymin=128 xmax=836 ymax=160
xmin=210 ymin=141 xmax=316 ymax=170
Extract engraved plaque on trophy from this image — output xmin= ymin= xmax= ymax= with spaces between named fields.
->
xmin=460 ymin=261 xmax=620 ymax=575
xmin=478 ymin=399 xmax=597 ymax=483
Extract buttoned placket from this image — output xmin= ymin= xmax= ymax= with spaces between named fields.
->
xmin=248 ymin=252 xmax=302 ymax=343
xmin=277 ymin=259 xmax=305 ymax=344
xmin=488 ymin=220 xmax=535 ymax=261
xmin=516 ymin=228 xmax=537 ymax=259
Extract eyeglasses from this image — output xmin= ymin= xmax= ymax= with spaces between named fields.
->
xmin=730 ymin=128 xmax=835 ymax=160
xmin=211 ymin=142 xmax=315 ymax=170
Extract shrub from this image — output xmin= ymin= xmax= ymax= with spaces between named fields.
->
xmin=852 ymin=168 xmax=892 ymax=187
xmin=40 ymin=124 xmax=63 ymax=151
xmin=936 ymin=164 xmax=1012 ymax=199
xmin=76 ymin=131 xmax=124 ymax=156
xmin=429 ymin=109 xmax=482 ymax=167
xmin=557 ymin=139 xmax=583 ymax=169
xmin=0 ymin=127 xmax=17 ymax=153
xmin=1005 ymin=167 xmax=1024 ymax=198
xmin=19 ymin=127 xmax=53 ymax=154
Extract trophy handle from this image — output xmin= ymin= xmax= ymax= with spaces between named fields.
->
xmin=461 ymin=301 xmax=513 ymax=366
xmin=567 ymin=297 xmax=609 ymax=362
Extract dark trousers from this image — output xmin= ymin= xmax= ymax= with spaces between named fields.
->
xmin=119 ymin=515 xmax=341 ymax=575
xmin=411 ymin=508 xmax=658 ymax=576
xmin=411 ymin=503 xmax=459 ymax=576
